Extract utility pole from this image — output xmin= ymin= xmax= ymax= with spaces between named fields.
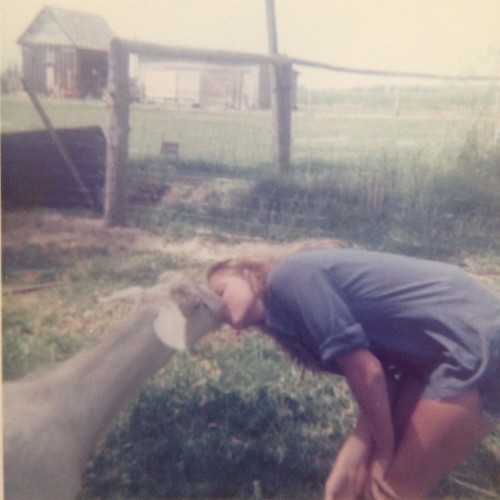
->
xmin=266 ymin=0 xmax=279 ymax=54
xmin=266 ymin=0 xmax=292 ymax=176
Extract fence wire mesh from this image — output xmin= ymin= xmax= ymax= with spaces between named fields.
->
xmin=2 ymin=81 xmax=499 ymax=251
xmin=122 ymin=83 xmax=499 ymax=250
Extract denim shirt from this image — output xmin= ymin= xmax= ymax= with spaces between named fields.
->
xmin=264 ymin=249 xmax=500 ymax=413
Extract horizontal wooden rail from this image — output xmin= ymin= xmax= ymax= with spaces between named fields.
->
xmin=105 ymin=36 xmax=498 ymax=226
xmin=291 ymin=56 xmax=500 ymax=82
xmin=118 ymin=38 xmax=499 ymax=82
xmin=118 ymin=38 xmax=287 ymax=66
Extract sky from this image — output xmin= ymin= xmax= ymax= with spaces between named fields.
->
xmin=1 ymin=0 xmax=500 ymax=88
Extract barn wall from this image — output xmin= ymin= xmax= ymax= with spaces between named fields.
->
xmin=22 ymin=45 xmax=48 ymax=94
xmin=22 ymin=45 xmax=78 ymax=96
xmin=139 ymin=62 xmax=201 ymax=105
xmin=57 ymin=47 xmax=78 ymax=96
xmin=139 ymin=61 xmax=272 ymax=110
xmin=258 ymin=64 xmax=272 ymax=109
xmin=78 ymin=50 xmax=108 ymax=98
xmin=200 ymin=67 xmax=245 ymax=110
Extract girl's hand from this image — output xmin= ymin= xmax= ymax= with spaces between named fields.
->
xmin=324 ymin=412 xmax=372 ymax=499
xmin=337 ymin=349 xmax=397 ymax=499
xmin=366 ymin=452 xmax=398 ymax=500
xmin=324 ymin=463 xmax=366 ymax=500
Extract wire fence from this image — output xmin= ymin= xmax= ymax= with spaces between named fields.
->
xmin=2 ymin=65 xmax=499 ymax=249
xmin=117 ymin=78 xmax=500 ymax=246
xmin=126 ymin=141 xmax=500 ymax=252
xmin=126 ymin=83 xmax=499 ymax=167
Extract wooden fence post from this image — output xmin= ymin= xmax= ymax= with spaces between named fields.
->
xmin=271 ymin=60 xmax=293 ymax=176
xmin=266 ymin=0 xmax=292 ymax=176
xmin=105 ymin=38 xmax=130 ymax=226
xmin=494 ymin=87 xmax=500 ymax=145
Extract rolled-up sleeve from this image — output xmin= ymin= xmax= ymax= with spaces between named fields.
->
xmin=266 ymin=262 xmax=369 ymax=371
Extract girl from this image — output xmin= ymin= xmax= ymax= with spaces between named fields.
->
xmin=206 ymin=244 xmax=500 ymax=499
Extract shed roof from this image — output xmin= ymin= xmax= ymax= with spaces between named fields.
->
xmin=18 ymin=5 xmax=115 ymax=52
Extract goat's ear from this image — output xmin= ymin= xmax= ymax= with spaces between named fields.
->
xmin=154 ymin=302 xmax=187 ymax=351
xmin=170 ymin=281 xmax=199 ymax=304
xmin=157 ymin=271 xmax=185 ymax=286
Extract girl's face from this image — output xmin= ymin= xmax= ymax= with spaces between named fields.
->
xmin=208 ymin=270 xmax=265 ymax=329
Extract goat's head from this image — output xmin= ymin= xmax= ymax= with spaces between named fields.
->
xmin=101 ymin=271 xmax=224 ymax=351
xmin=168 ymin=278 xmax=225 ymax=344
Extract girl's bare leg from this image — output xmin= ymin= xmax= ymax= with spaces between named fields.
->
xmin=384 ymin=389 xmax=498 ymax=499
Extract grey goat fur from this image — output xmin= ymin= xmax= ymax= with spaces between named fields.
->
xmin=3 ymin=272 xmax=223 ymax=500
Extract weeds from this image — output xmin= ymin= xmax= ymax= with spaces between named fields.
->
xmin=135 ymin=140 xmax=499 ymax=256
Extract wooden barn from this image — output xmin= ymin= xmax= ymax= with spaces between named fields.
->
xmin=18 ymin=6 xmax=114 ymax=98
xmin=138 ymin=59 xmax=297 ymax=110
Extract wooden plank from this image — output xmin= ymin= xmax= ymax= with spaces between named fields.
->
xmin=119 ymin=39 xmax=287 ymax=66
xmin=22 ymin=78 xmax=98 ymax=211
xmin=272 ymin=61 xmax=293 ymax=176
xmin=3 ymin=282 xmax=67 ymax=295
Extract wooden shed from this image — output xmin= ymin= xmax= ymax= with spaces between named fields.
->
xmin=18 ymin=6 xmax=114 ymax=98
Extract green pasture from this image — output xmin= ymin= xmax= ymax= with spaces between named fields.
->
xmin=2 ymin=85 xmax=497 ymax=166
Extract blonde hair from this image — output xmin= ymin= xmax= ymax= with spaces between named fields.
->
xmin=206 ymin=257 xmax=275 ymax=297
xmin=206 ymin=238 xmax=347 ymax=372
xmin=206 ymin=238 xmax=347 ymax=297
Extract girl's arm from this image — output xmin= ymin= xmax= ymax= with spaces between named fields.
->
xmin=336 ymin=349 xmax=397 ymax=498
xmin=324 ymin=412 xmax=372 ymax=499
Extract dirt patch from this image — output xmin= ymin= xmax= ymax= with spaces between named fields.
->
xmin=1 ymin=210 xmax=340 ymax=265
xmin=2 ymin=210 xmax=166 ymax=254
xmin=3 ymin=210 xmax=500 ymax=293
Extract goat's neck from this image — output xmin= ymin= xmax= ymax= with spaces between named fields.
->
xmin=42 ymin=306 xmax=174 ymax=465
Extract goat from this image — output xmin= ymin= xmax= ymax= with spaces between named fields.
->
xmin=3 ymin=272 xmax=224 ymax=500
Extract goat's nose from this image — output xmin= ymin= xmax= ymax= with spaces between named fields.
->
xmin=199 ymin=287 xmax=225 ymax=322
xmin=213 ymin=298 xmax=226 ymax=322
xmin=213 ymin=299 xmax=227 ymax=324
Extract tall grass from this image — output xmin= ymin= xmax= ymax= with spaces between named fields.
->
xmin=2 ymin=85 xmax=496 ymax=166
xmin=130 ymin=128 xmax=500 ymax=256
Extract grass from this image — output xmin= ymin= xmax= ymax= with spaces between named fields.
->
xmin=83 ymin=333 xmax=355 ymax=499
xmin=2 ymin=85 xmax=497 ymax=166
xmin=1 ymin=234 xmax=190 ymax=379
xmin=2 ymin=85 xmax=500 ymax=497
xmin=3 ymin=210 xmax=500 ymax=499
